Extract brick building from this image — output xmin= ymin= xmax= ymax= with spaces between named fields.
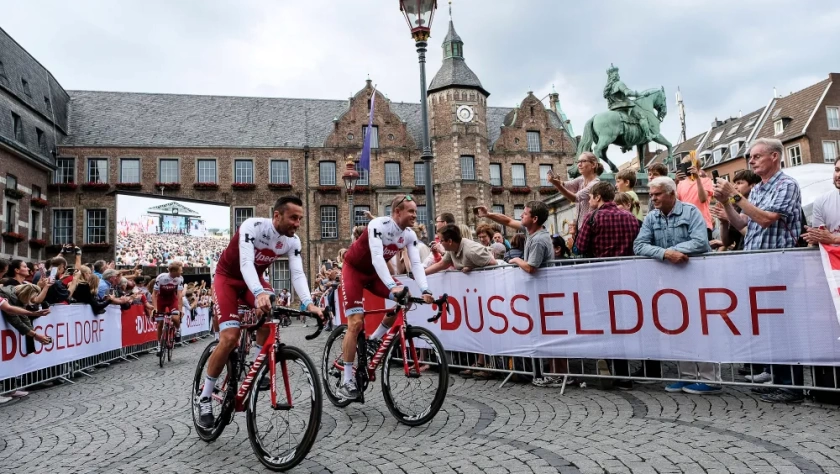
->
xmin=0 ymin=19 xmax=576 ymax=293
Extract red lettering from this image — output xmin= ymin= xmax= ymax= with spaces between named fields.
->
xmin=699 ymin=288 xmax=740 ymax=336
xmin=1 ymin=330 xmax=16 ymax=361
xmin=539 ymin=293 xmax=568 ymax=335
xmin=43 ymin=324 xmax=55 ymax=352
xmin=71 ymin=321 xmax=81 ymax=348
xmin=609 ymin=290 xmax=643 ymax=334
xmin=440 ymin=295 xmax=461 ymax=331
xmin=487 ymin=296 xmax=509 ymax=334
xmin=652 ymin=289 xmax=689 ymax=335
xmin=56 ymin=322 xmax=66 ymax=350
xmin=463 ymin=296 xmax=484 ymax=333
xmin=749 ymin=286 xmax=786 ymax=336
xmin=574 ymin=292 xmax=603 ymax=335
xmin=510 ymin=295 xmax=533 ymax=335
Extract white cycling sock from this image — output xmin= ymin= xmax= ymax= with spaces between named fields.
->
xmin=201 ymin=376 xmax=217 ymax=399
xmin=371 ymin=323 xmax=389 ymax=340
xmin=344 ymin=362 xmax=354 ymax=384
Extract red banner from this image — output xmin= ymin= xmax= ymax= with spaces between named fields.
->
xmin=121 ymin=304 xmax=157 ymax=347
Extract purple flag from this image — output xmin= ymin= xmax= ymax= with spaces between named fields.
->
xmin=359 ymin=87 xmax=376 ymax=172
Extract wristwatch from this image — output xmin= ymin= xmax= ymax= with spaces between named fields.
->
xmin=729 ymin=194 xmax=742 ymax=205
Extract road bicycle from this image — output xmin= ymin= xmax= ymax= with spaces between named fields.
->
xmin=192 ymin=304 xmax=327 ymax=472
xmin=321 ymin=288 xmax=450 ymax=426
xmin=157 ymin=309 xmax=178 ymax=368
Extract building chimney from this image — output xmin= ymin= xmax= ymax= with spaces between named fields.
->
xmin=549 ymin=91 xmax=559 ymax=113
xmin=711 ymin=117 xmax=723 ymax=128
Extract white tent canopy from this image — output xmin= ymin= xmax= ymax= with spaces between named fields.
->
xmin=781 ymin=163 xmax=835 ymax=224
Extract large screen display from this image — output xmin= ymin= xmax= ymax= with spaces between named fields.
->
xmin=115 ymin=194 xmax=231 ymax=268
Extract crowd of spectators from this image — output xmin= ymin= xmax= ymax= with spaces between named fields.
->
xmin=115 ymin=233 xmax=228 ymax=267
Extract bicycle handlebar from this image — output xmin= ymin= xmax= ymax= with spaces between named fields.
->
xmin=391 ymin=287 xmax=449 ymax=324
xmin=244 ymin=295 xmax=326 ymax=340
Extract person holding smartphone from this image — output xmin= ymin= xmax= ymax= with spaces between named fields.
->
xmin=545 ymin=154 xmax=603 ymax=250
xmin=675 ymin=155 xmax=715 ymax=241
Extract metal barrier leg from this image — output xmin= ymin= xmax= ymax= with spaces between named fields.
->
xmin=499 ymin=372 xmax=514 ymax=388
xmin=560 ymin=374 xmax=569 ymax=396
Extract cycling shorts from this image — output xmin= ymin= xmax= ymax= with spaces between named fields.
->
xmin=154 ymin=308 xmax=181 ymax=322
xmin=212 ymin=273 xmax=272 ymax=331
xmin=339 ymin=262 xmax=391 ymax=317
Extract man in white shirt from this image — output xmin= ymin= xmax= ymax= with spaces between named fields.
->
xmin=803 ymin=157 xmax=840 ymax=245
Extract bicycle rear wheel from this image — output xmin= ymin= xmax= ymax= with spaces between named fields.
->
xmin=246 ymin=345 xmax=322 ymax=472
xmin=167 ymin=327 xmax=174 ymax=362
xmin=381 ymin=326 xmax=449 ymax=426
xmin=192 ymin=341 xmax=236 ymax=441
xmin=321 ymin=325 xmax=352 ymax=408
xmin=158 ymin=330 xmax=166 ymax=368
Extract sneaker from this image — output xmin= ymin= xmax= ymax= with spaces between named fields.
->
xmin=531 ymin=377 xmax=550 ymax=387
xmin=682 ymin=383 xmax=723 ymax=395
xmin=545 ymin=376 xmax=567 ymax=387
xmin=745 ymin=372 xmax=772 ymax=383
xmin=198 ymin=397 xmax=214 ymax=429
xmin=338 ymin=380 xmax=359 ymax=400
xmin=631 ymin=369 xmax=659 ymax=384
xmin=751 ymin=386 xmax=778 ymax=395
xmin=760 ymin=389 xmax=805 ymax=404
xmin=303 ymin=323 xmax=308 ymax=328
xmin=9 ymin=390 xmax=28 ymax=398
xmin=665 ymin=381 xmax=692 ymax=392
xmin=0 ymin=395 xmax=11 ymax=404
xmin=737 ymin=366 xmax=752 ymax=376
xmin=614 ymin=380 xmax=634 ymax=391
xmin=366 ymin=338 xmax=382 ymax=359
xmin=472 ymin=370 xmax=493 ymax=380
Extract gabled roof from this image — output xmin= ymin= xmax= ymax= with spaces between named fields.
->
xmin=62 ymin=90 xmax=513 ymax=149
xmin=754 ymin=78 xmax=831 ymax=143
xmin=699 ymin=107 xmax=765 ymax=168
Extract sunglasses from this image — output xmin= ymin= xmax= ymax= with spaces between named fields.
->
xmin=394 ymin=194 xmax=414 ymax=208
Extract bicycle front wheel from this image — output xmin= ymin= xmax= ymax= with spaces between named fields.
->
xmin=246 ymin=345 xmax=322 ymax=472
xmin=381 ymin=326 xmax=449 ymax=426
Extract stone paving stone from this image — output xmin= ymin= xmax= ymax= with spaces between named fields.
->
xmin=1 ymin=326 xmax=839 ymax=474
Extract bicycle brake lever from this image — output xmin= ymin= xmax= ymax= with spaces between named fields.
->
xmin=304 ymin=308 xmax=327 ymax=340
xmin=426 ymin=294 xmax=449 ymax=323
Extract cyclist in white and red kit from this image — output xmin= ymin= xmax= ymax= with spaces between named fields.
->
xmin=197 ymin=196 xmax=323 ymax=428
xmin=339 ymin=194 xmax=434 ymax=399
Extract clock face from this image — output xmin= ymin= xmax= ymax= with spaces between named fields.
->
xmin=457 ymin=105 xmax=474 ymax=123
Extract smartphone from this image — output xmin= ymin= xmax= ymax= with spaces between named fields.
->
xmin=678 ymin=162 xmax=691 ymax=175
xmin=547 ymin=168 xmax=556 ymax=179
xmin=325 ymin=261 xmax=333 ymax=270
xmin=49 ymin=267 xmax=58 ymax=279
xmin=472 ymin=207 xmax=479 ymax=215
xmin=712 ymin=170 xmax=720 ymax=183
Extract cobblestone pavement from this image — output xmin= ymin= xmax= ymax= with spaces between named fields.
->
xmin=2 ymin=326 xmax=839 ymax=474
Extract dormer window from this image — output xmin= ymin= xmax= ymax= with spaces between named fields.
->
xmin=729 ymin=142 xmax=740 ymax=158
xmin=713 ymin=147 xmax=724 ymax=164
xmin=712 ymin=130 xmax=723 ymax=142
xmin=21 ymin=78 xmax=31 ymax=97
xmin=774 ymin=119 xmax=784 ymax=135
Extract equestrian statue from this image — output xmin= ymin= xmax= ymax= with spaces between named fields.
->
xmin=569 ymin=64 xmax=674 ymax=177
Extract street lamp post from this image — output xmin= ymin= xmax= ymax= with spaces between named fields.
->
xmin=399 ymin=0 xmax=438 ymax=233
xmin=341 ymin=160 xmax=360 ymax=240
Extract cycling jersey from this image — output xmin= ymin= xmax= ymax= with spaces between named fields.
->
xmin=153 ymin=273 xmax=184 ymax=312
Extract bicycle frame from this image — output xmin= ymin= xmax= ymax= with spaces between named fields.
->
xmin=159 ymin=313 xmax=174 ymax=347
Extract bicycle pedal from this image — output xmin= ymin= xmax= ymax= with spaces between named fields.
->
xmin=271 ymin=403 xmax=292 ymax=411
xmin=407 ymin=369 xmax=421 ymax=378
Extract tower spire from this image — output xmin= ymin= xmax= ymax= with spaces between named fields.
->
xmin=676 ymin=86 xmax=687 ymax=144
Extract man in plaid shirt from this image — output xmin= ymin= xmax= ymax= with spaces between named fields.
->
xmin=714 ymin=137 xmax=804 ymax=404
xmin=575 ymin=182 xmax=640 ymax=258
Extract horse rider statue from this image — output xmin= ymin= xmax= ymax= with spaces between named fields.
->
xmin=604 ymin=64 xmax=654 ymax=143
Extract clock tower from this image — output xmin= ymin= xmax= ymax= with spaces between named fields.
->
xmin=427 ymin=10 xmax=491 ymax=226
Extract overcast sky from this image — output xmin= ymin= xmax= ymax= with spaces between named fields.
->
xmin=4 ymin=0 xmax=840 ymax=164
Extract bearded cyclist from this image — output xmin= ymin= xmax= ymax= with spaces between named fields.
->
xmin=339 ymin=194 xmax=434 ymax=400
xmin=197 ymin=196 xmax=323 ymax=429
xmin=152 ymin=261 xmax=184 ymax=356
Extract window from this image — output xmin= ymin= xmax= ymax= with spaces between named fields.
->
xmin=492 ymin=204 xmax=504 ymax=216
xmin=527 ymin=131 xmax=541 ymax=152
xmin=117 ymin=158 xmax=139 ymax=183
xmin=234 ymin=207 xmax=253 ymax=231
xmin=320 ymin=206 xmax=338 ymax=239
xmin=713 ymin=148 xmax=723 ymax=164
xmin=30 ymin=210 xmax=41 ymax=240
xmin=21 ymin=78 xmax=30 ymax=97
xmin=513 ymin=205 xmax=524 ymax=221
xmin=319 ymin=161 xmax=336 ymax=186
xmin=363 ymin=125 xmax=379 ymax=149
xmin=265 ymin=160 xmax=289 ymax=184
xmin=384 ymin=205 xmax=392 ymax=216
xmin=197 ymin=159 xmax=217 ymax=183
xmin=354 ymin=206 xmax=371 ymax=227
xmin=414 ymin=163 xmax=425 ymax=186
xmin=512 ymin=164 xmax=526 ymax=187
xmin=828 ymin=107 xmax=840 ymax=130
xmin=416 ymin=205 xmax=427 ymax=227
xmin=787 ymin=145 xmax=802 ymax=167
xmin=489 ymin=163 xmax=502 ymax=186
xmin=272 ymin=260 xmax=291 ymax=294
xmin=824 ymin=141 xmax=838 ymax=163
xmin=5 ymin=202 xmax=15 ymax=233
xmin=385 ymin=162 xmax=401 ymax=186
xmin=44 ymin=96 xmax=51 ymax=110
xmin=744 ymin=116 xmax=758 ymax=129
xmin=159 ymin=159 xmax=179 ymax=183
xmin=6 ymin=174 xmax=17 ymax=190
xmin=36 ymin=128 xmax=46 ymax=154
xmin=52 ymin=210 xmax=73 ymax=245
xmin=12 ymin=112 xmax=23 ymax=142
xmin=729 ymin=143 xmax=740 ymax=159
xmin=354 ymin=161 xmax=369 ymax=186
xmin=32 ymin=185 xmax=41 ymax=199
xmin=87 ymin=158 xmax=108 ymax=183
xmin=234 ymin=160 xmax=254 ymax=183
xmin=727 ymin=124 xmax=740 ymax=136
xmin=460 ymin=156 xmax=475 ymax=180
xmin=539 ymin=164 xmax=553 ymax=187
xmin=86 ymin=209 xmax=107 ymax=244
xmin=55 ymin=158 xmax=75 ymax=183
xmin=712 ymin=130 xmax=723 ymax=142
xmin=774 ymin=120 xmax=784 ymax=135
